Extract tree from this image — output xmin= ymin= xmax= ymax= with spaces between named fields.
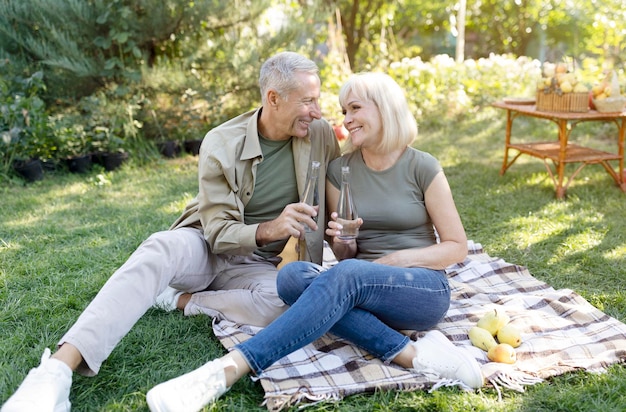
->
xmin=323 ymin=0 xmax=458 ymax=70
xmin=0 ymin=0 xmax=274 ymax=99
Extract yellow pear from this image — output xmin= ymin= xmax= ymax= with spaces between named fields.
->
xmin=476 ymin=309 xmax=510 ymax=336
xmin=563 ymin=72 xmax=577 ymax=86
xmin=468 ymin=326 xmax=498 ymax=352
xmin=555 ymin=63 xmax=568 ymax=74
xmin=560 ymin=81 xmax=573 ymax=93
xmin=592 ymin=83 xmax=605 ymax=97
xmin=497 ymin=324 xmax=522 ymax=348
xmin=487 ymin=343 xmax=517 ymax=364
xmin=573 ymin=83 xmax=588 ymax=93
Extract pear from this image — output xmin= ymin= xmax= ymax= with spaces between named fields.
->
xmin=468 ymin=326 xmax=498 ymax=351
xmin=476 ymin=309 xmax=510 ymax=336
xmin=573 ymin=83 xmax=588 ymax=93
xmin=560 ymin=81 xmax=573 ymax=93
xmin=497 ymin=324 xmax=522 ymax=348
xmin=487 ymin=343 xmax=517 ymax=364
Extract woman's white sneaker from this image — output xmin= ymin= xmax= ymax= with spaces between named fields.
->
xmin=146 ymin=357 xmax=235 ymax=412
xmin=411 ymin=330 xmax=484 ymax=389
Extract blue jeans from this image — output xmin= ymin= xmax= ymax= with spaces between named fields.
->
xmin=235 ymin=259 xmax=450 ymax=375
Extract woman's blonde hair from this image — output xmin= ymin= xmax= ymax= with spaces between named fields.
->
xmin=338 ymin=72 xmax=417 ymax=154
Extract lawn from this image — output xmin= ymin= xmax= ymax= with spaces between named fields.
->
xmin=1 ymin=106 xmax=625 ymax=411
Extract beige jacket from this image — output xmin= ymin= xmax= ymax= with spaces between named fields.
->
xmin=170 ymin=108 xmax=341 ymax=264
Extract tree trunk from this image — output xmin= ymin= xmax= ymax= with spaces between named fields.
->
xmin=455 ymin=0 xmax=466 ymax=63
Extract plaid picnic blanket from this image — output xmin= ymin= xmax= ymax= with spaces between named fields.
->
xmin=213 ymin=240 xmax=626 ymax=410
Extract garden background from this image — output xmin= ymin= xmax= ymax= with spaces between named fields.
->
xmin=1 ymin=1 xmax=625 ymax=411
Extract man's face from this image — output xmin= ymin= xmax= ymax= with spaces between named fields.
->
xmin=273 ymin=72 xmax=322 ymax=139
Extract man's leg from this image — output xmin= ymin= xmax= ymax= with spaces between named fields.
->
xmin=184 ymin=255 xmax=286 ymax=327
xmin=62 ymin=227 xmax=215 ymax=375
xmin=2 ymin=228 xmax=214 ymax=412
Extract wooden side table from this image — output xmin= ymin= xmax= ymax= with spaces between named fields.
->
xmin=492 ymin=101 xmax=626 ymax=199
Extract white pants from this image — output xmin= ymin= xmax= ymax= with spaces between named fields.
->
xmin=59 ymin=227 xmax=286 ymax=376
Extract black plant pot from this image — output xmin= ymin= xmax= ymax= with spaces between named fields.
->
xmin=92 ymin=152 xmax=105 ymax=166
xmin=158 ymin=141 xmax=180 ymax=158
xmin=101 ymin=151 xmax=129 ymax=171
xmin=66 ymin=154 xmax=92 ymax=173
xmin=184 ymin=139 xmax=202 ymax=156
xmin=14 ymin=158 xmax=44 ymax=182
xmin=41 ymin=159 xmax=59 ymax=172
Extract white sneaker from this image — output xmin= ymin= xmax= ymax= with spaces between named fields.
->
xmin=146 ymin=357 xmax=235 ymax=412
xmin=411 ymin=330 xmax=483 ymax=389
xmin=2 ymin=348 xmax=72 ymax=412
xmin=154 ymin=287 xmax=184 ymax=312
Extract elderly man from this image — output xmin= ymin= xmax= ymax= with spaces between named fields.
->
xmin=2 ymin=51 xmax=340 ymax=412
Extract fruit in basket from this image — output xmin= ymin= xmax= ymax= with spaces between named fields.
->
xmin=591 ymin=70 xmax=625 ymax=112
xmin=555 ymin=62 xmax=568 ymax=74
xmin=538 ymin=61 xmax=587 ymax=95
xmin=560 ymin=81 xmax=573 ymax=93
xmin=573 ymin=83 xmax=588 ymax=93
xmin=592 ymin=70 xmax=621 ymax=100
xmin=592 ymin=83 xmax=605 ymax=97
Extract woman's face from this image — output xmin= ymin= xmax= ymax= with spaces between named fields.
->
xmin=342 ymin=92 xmax=382 ymax=149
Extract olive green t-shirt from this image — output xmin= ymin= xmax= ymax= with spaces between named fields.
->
xmin=245 ymin=135 xmax=299 ymax=258
xmin=327 ymin=147 xmax=442 ymax=261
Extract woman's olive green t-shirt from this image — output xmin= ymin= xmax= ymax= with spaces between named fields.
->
xmin=327 ymin=147 xmax=442 ymax=261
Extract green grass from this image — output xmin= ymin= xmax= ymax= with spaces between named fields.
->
xmin=1 ymin=107 xmax=625 ymax=411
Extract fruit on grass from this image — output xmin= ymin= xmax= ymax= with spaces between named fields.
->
xmin=469 ymin=326 xmax=498 ymax=351
xmin=487 ymin=343 xmax=517 ymax=364
xmin=476 ymin=309 xmax=510 ymax=336
xmin=497 ymin=324 xmax=522 ymax=348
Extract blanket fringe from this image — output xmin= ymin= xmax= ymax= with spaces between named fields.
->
xmin=481 ymin=362 xmax=543 ymax=401
xmin=262 ymin=390 xmax=342 ymax=412
xmin=428 ymin=378 xmax=474 ymax=392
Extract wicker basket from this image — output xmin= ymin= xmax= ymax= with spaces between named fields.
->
xmin=536 ymin=91 xmax=589 ymax=112
xmin=593 ymin=96 xmax=626 ymax=113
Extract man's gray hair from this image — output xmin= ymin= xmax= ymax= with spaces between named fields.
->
xmin=259 ymin=52 xmax=319 ymax=104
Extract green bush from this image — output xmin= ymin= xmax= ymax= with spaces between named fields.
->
xmin=0 ymin=64 xmax=53 ymax=178
xmin=386 ymin=54 xmax=542 ymax=125
xmin=0 ymin=53 xmax=614 ymax=184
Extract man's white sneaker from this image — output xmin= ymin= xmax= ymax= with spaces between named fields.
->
xmin=146 ymin=357 xmax=236 ymax=412
xmin=1 ymin=348 xmax=72 ymax=412
xmin=411 ymin=330 xmax=484 ymax=389
xmin=154 ymin=286 xmax=183 ymax=312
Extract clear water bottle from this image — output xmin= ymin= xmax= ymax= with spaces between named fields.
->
xmin=336 ymin=166 xmax=358 ymax=240
xmin=301 ymin=160 xmax=320 ymax=232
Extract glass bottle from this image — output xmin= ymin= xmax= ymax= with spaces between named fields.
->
xmin=301 ymin=160 xmax=320 ymax=232
xmin=336 ymin=166 xmax=358 ymax=240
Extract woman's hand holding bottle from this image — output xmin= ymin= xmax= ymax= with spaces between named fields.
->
xmin=326 ymin=212 xmax=363 ymax=243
